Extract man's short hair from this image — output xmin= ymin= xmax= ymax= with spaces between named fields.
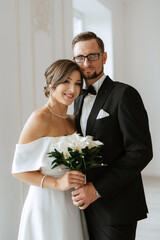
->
xmin=72 ymin=31 xmax=104 ymax=53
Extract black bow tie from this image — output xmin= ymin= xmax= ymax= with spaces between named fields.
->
xmin=82 ymin=85 xmax=96 ymax=96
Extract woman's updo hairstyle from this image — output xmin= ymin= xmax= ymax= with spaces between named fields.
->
xmin=44 ymin=59 xmax=83 ymax=98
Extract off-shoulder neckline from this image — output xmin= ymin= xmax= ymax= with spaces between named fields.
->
xmin=16 ymin=132 xmax=77 ymax=146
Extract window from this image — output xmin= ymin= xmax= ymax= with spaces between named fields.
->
xmin=73 ymin=10 xmax=84 ymax=37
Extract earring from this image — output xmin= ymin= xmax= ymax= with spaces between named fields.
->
xmin=49 ymin=93 xmax=56 ymax=107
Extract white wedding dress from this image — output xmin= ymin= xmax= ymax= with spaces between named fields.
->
xmin=12 ymin=136 xmax=89 ymax=240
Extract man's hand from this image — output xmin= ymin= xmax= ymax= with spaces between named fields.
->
xmin=71 ymin=182 xmax=99 ymax=210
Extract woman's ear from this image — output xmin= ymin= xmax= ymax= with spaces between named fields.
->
xmin=49 ymin=83 xmax=54 ymax=90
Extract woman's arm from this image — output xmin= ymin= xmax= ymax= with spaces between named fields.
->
xmin=13 ymin=110 xmax=85 ymax=190
xmin=13 ymin=170 xmax=85 ymax=191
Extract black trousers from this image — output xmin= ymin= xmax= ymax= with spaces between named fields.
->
xmin=86 ymin=220 xmax=137 ymax=240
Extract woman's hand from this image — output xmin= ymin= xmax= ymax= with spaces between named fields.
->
xmin=56 ymin=171 xmax=85 ymax=191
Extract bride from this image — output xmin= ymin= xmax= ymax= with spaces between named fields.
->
xmin=12 ymin=59 xmax=89 ymax=240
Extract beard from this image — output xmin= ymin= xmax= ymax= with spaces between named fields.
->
xmin=82 ymin=67 xmax=104 ymax=80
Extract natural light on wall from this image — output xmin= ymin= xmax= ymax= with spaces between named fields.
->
xmin=73 ymin=10 xmax=84 ymax=37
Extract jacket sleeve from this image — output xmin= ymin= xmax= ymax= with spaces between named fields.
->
xmin=92 ymin=86 xmax=153 ymax=200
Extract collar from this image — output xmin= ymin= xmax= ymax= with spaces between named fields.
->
xmin=83 ymin=74 xmax=106 ymax=94
xmin=92 ymin=74 xmax=106 ymax=94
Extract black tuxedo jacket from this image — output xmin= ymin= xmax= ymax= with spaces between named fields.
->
xmin=74 ymin=76 xmax=153 ymax=225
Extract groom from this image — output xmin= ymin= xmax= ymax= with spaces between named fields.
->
xmin=71 ymin=32 xmax=153 ymax=240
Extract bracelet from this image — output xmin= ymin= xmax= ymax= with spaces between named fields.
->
xmin=40 ymin=175 xmax=47 ymax=188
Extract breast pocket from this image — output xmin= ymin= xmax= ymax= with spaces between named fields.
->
xmin=93 ymin=115 xmax=120 ymax=143
xmin=93 ymin=116 xmax=113 ymax=138
xmin=95 ymin=115 xmax=112 ymax=125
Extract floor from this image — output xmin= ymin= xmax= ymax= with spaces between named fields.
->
xmin=136 ymin=176 xmax=160 ymax=240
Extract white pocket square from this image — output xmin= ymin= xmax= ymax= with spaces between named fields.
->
xmin=96 ymin=109 xmax=110 ymax=119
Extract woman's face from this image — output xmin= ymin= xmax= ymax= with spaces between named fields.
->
xmin=51 ymin=70 xmax=82 ymax=106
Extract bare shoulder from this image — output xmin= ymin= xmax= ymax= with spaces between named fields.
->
xmin=18 ymin=107 xmax=50 ymax=144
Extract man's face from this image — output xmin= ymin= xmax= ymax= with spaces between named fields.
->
xmin=73 ymin=39 xmax=107 ymax=84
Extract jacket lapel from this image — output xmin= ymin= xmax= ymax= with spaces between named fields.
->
xmin=86 ymin=76 xmax=115 ymax=135
xmin=74 ymin=94 xmax=85 ymax=135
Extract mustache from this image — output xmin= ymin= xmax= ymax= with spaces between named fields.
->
xmin=83 ymin=67 xmax=94 ymax=70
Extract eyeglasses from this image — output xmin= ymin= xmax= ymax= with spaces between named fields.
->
xmin=73 ymin=53 xmax=103 ymax=63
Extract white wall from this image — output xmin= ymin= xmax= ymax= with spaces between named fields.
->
xmin=99 ymin=0 xmax=125 ymax=81
xmin=123 ymin=0 xmax=160 ymax=176
xmin=0 ymin=1 xmax=21 ymax=238
xmin=99 ymin=0 xmax=160 ymax=177
xmin=0 ymin=0 xmax=73 ymax=239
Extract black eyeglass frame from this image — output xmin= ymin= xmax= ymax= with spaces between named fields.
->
xmin=73 ymin=52 xmax=103 ymax=63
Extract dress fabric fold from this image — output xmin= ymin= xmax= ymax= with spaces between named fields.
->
xmin=12 ymin=136 xmax=89 ymax=240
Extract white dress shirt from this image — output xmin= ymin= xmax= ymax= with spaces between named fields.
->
xmin=80 ymin=74 xmax=106 ymax=136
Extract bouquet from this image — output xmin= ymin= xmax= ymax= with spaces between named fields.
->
xmin=48 ymin=133 xmax=107 ymax=172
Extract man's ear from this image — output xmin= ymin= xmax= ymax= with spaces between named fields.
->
xmin=103 ymin=52 xmax=107 ymax=64
xmin=72 ymin=57 xmax=75 ymax=62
